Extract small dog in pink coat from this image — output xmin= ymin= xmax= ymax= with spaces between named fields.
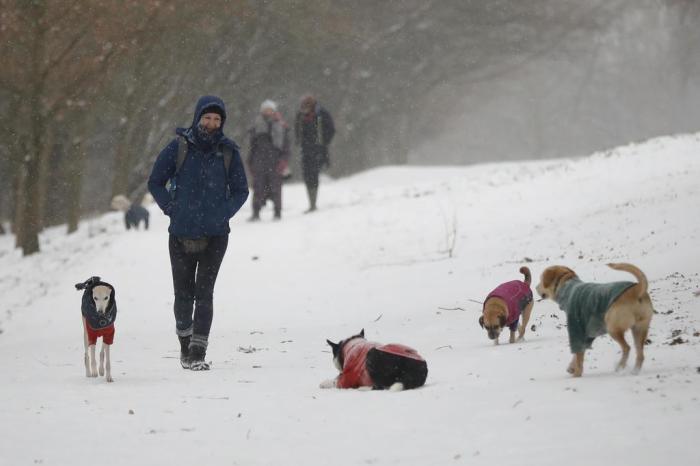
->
xmin=479 ymin=267 xmax=534 ymax=344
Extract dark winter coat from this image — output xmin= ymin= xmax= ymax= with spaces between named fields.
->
xmin=148 ymin=95 xmax=249 ymax=238
xmin=248 ymin=115 xmax=288 ymax=175
xmin=78 ymin=279 xmax=117 ymax=330
xmin=295 ymin=105 xmax=335 ymax=156
xmin=556 ymin=278 xmax=636 ymax=353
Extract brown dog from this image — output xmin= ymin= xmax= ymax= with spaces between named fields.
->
xmin=479 ymin=267 xmax=534 ymax=345
xmin=536 ymin=263 xmax=653 ymax=377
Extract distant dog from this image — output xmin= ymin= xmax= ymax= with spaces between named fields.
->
xmin=75 ymin=277 xmax=117 ymax=382
xmin=320 ymin=329 xmax=428 ymax=391
xmin=479 ymin=267 xmax=534 ymax=344
xmin=536 ymin=263 xmax=653 ymax=377
xmin=111 ymin=194 xmax=149 ymax=230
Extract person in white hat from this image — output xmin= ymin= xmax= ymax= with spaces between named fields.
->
xmin=247 ymin=99 xmax=290 ymax=220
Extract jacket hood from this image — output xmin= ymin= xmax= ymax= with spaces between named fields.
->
xmin=192 ymin=95 xmax=227 ymax=129
xmin=176 ymin=95 xmax=239 ymax=150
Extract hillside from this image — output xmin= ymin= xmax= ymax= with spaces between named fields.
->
xmin=1 ymin=134 xmax=699 ymax=466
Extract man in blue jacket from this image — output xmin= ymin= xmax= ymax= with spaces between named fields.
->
xmin=148 ymin=95 xmax=249 ymax=371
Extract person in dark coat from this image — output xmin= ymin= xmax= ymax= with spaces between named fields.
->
xmin=294 ymin=94 xmax=335 ymax=212
xmin=247 ymin=100 xmax=290 ymax=221
xmin=148 ymin=95 xmax=249 ymax=371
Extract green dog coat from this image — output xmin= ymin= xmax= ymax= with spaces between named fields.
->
xmin=556 ymin=278 xmax=636 ymax=353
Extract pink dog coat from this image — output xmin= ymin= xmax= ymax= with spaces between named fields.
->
xmin=484 ymin=280 xmax=533 ymax=331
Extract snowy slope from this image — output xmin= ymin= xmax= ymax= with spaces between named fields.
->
xmin=0 ymin=134 xmax=699 ymax=466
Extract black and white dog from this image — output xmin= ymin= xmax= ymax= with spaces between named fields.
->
xmin=76 ymin=277 xmax=117 ymax=382
xmin=111 ymin=195 xmax=149 ymax=230
xmin=320 ymin=329 xmax=428 ymax=391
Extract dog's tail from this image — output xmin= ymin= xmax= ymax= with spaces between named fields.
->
xmin=607 ymin=263 xmax=647 ymax=299
xmin=519 ymin=266 xmax=532 ymax=285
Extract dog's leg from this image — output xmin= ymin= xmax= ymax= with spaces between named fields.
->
xmin=83 ymin=318 xmax=90 ymax=377
xmin=99 ymin=344 xmax=105 ymax=377
xmin=567 ymin=352 xmax=584 ymax=377
xmin=609 ymin=328 xmax=630 ymax=372
xmin=631 ymin=323 xmax=649 ymax=375
xmin=319 ymin=378 xmax=337 ymax=389
xmin=572 ymin=352 xmax=584 ymax=377
xmin=389 ymin=382 xmax=404 ymax=392
xmin=104 ymin=344 xmax=113 ymax=382
xmin=89 ymin=344 xmax=98 ymax=377
xmin=517 ymin=301 xmax=534 ymax=341
xmin=493 ymin=335 xmax=499 ymax=346
xmin=509 ymin=329 xmax=516 ymax=344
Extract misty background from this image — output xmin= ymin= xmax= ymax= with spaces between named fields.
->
xmin=1 ymin=0 xmax=699 ymax=255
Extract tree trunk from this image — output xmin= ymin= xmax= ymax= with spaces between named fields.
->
xmin=37 ymin=125 xmax=55 ymax=229
xmin=19 ymin=1 xmax=47 ymax=256
xmin=66 ymin=136 xmax=86 ymax=234
xmin=13 ymin=161 xmax=26 ymax=249
xmin=110 ymin=118 xmax=132 ymax=200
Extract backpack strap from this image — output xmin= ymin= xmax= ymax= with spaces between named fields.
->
xmin=221 ymin=143 xmax=233 ymax=197
xmin=175 ymin=135 xmax=188 ymax=175
xmin=222 ymin=144 xmax=232 ymax=179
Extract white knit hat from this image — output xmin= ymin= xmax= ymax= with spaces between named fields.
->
xmin=260 ymin=99 xmax=277 ymax=112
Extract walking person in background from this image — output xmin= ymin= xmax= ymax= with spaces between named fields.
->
xmin=294 ymin=94 xmax=335 ymax=213
xmin=247 ymin=100 xmax=290 ymax=221
xmin=148 ymin=95 xmax=248 ymax=371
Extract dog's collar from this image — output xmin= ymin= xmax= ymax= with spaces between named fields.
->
xmin=338 ymin=336 xmax=365 ymax=368
xmin=555 ymin=277 xmax=582 ymax=306
xmin=553 ymin=273 xmax=577 ymax=298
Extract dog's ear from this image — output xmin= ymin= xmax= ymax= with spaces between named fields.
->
xmin=326 ymin=339 xmax=340 ymax=357
xmin=541 ymin=268 xmax=557 ymax=290
xmin=498 ymin=314 xmax=506 ymax=327
xmin=359 ymin=328 xmax=365 ymax=338
xmin=478 ymin=316 xmax=484 ymax=328
xmin=552 ymin=267 xmax=576 ymax=294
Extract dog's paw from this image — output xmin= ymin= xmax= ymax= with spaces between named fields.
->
xmin=319 ymin=379 xmax=336 ymax=389
xmin=106 ymin=375 xmax=114 ymax=383
xmin=389 ymin=382 xmax=404 ymax=392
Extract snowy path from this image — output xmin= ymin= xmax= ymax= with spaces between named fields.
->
xmin=1 ymin=134 xmax=699 ymax=466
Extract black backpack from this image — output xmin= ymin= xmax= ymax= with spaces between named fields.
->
xmin=169 ymin=135 xmax=234 ymax=198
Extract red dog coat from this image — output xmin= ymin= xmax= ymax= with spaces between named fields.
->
xmin=336 ymin=339 xmax=425 ymax=389
xmin=85 ymin=323 xmax=115 ymax=345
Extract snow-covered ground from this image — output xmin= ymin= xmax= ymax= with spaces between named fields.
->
xmin=1 ymin=134 xmax=699 ymax=466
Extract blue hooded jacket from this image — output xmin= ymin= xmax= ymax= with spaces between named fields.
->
xmin=148 ymin=96 xmax=249 ymax=238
